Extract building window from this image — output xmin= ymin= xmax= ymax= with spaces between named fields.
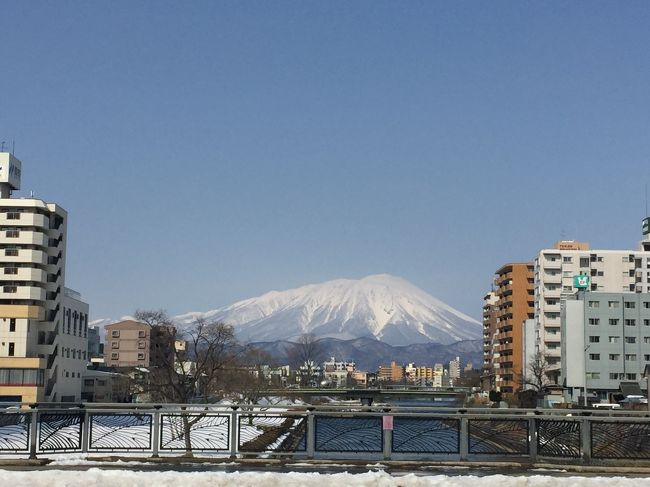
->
xmin=5 ymin=230 xmax=19 ymax=238
xmin=138 ymin=330 xmax=146 ymax=338
xmin=588 ymin=301 xmax=600 ymax=308
xmin=111 ymin=341 xmax=119 ymax=349
xmin=9 ymin=319 xmax=16 ymax=332
xmin=625 ymin=337 xmax=636 ymax=344
xmin=625 ymin=319 xmax=636 ymax=326
xmin=3 ymin=286 xmax=17 ymax=293
xmin=586 ymin=372 xmax=600 ymax=379
xmin=84 ymin=379 xmax=94 ymax=386
xmin=609 ymin=354 xmax=620 ymax=360
xmin=588 ymin=336 xmax=600 ymax=343
xmin=609 ymin=336 xmax=620 ymax=343
xmin=624 ymin=301 xmax=636 ymax=309
xmin=111 ymin=352 xmax=119 ymax=360
xmin=137 ymin=352 xmax=145 ymax=360
xmin=644 ymin=354 xmax=650 ymax=361
xmin=8 ymin=343 xmax=14 ymax=356
xmin=644 ymin=319 xmax=650 ymax=326
xmin=588 ymin=353 xmax=600 ymax=360
xmin=111 ymin=330 xmax=120 ymax=338
xmin=563 ymin=256 xmax=572 ymax=263
xmin=580 ymin=257 xmax=589 ymax=267
xmin=644 ymin=337 xmax=650 ymax=344
xmin=644 ymin=302 xmax=650 ymax=309
xmin=610 ymin=373 xmax=622 ymax=380
xmin=609 ymin=319 xmax=619 ymax=326
xmin=3 ymin=267 xmax=17 ymax=275
xmin=4 ymin=248 xmax=18 ymax=256
xmin=588 ymin=318 xmax=600 ymax=326
xmin=608 ymin=301 xmax=620 ymax=308
xmin=138 ymin=341 xmax=145 ymax=349
xmin=625 ymin=354 xmax=637 ymax=361
xmin=626 ymin=373 xmax=637 ymax=380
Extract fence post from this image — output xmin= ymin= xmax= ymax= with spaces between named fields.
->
xmin=306 ymin=409 xmax=315 ymax=459
xmin=81 ymin=409 xmax=90 ymax=454
xmin=28 ymin=408 xmax=38 ymax=460
xmin=229 ymin=407 xmax=238 ymax=459
xmin=151 ymin=408 xmax=161 ymax=458
xmin=459 ymin=414 xmax=469 ymax=461
xmin=528 ymin=416 xmax=538 ymax=464
xmin=581 ymin=417 xmax=591 ymax=464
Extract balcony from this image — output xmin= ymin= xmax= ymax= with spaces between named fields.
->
xmin=4 ymin=230 xmax=48 ymax=247
xmin=0 ymin=212 xmax=49 ymax=228
xmin=0 ymin=267 xmax=46 ymax=283
xmin=1 ymin=249 xmax=47 ymax=265
xmin=0 ymin=285 xmax=46 ymax=301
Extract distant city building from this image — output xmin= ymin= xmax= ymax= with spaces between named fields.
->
xmin=448 ymin=356 xmax=461 ymax=382
xmin=378 ymin=361 xmax=404 ymax=382
xmin=433 ymin=363 xmax=445 ymax=388
xmin=561 ymin=291 xmax=650 ymax=404
xmin=87 ymin=325 xmax=103 ymax=359
xmin=0 ymin=152 xmax=89 ymax=403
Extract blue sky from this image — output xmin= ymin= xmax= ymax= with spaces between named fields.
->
xmin=1 ymin=2 xmax=650 ymax=320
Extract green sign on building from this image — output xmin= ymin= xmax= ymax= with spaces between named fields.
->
xmin=573 ymin=275 xmax=590 ymax=289
xmin=643 ymin=217 xmax=650 ymax=236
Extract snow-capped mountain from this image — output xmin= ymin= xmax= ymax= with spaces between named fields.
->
xmin=175 ymin=274 xmax=481 ymax=346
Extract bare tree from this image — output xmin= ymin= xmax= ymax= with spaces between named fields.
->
xmin=519 ymin=351 xmax=551 ymax=392
xmin=287 ymin=333 xmax=323 ymax=387
xmin=133 ymin=310 xmax=239 ymax=455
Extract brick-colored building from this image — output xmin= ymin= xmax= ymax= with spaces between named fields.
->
xmin=489 ymin=263 xmax=534 ymax=393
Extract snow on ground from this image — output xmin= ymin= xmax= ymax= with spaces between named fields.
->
xmin=1 ymin=470 xmax=649 ymax=487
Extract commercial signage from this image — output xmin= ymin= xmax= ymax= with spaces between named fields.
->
xmin=643 ymin=217 xmax=650 ymax=236
xmin=573 ymin=275 xmax=590 ymax=289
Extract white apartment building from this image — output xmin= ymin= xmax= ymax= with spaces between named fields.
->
xmin=532 ymin=226 xmax=650 ymax=382
xmin=0 ymin=152 xmax=89 ymax=402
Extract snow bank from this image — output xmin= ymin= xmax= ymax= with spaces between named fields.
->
xmin=0 ymin=470 xmax=648 ymax=487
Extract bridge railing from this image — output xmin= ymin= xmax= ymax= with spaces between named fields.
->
xmin=0 ymin=403 xmax=648 ymax=465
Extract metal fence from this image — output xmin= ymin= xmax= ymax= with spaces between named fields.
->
xmin=1 ymin=404 xmax=649 ymax=465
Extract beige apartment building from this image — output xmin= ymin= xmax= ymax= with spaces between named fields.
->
xmin=105 ymin=320 xmax=175 ymax=368
xmin=0 ymin=152 xmax=89 ymax=402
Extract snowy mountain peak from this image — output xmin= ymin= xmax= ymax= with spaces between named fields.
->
xmin=176 ymin=274 xmax=481 ymax=346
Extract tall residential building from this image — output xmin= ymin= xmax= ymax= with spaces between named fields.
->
xmin=490 ymin=263 xmax=534 ymax=393
xmin=0 ymin=152 xmax=89 ymax=402
xmin=481 ymin=291 xmax=498 ymax=390
xmin=533 ymin=234 xmax=650 ymax=382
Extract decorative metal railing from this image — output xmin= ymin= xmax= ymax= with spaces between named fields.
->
xmin=0 ymin=404 xmax=648 ymax=464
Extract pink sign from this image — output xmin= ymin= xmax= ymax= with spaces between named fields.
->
xmin=382 ymin=415 xmax=393 ymax=430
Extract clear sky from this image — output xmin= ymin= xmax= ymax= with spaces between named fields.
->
xmin=1 ymin=1 xmax=650 ymax=321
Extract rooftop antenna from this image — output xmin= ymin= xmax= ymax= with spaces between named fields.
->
xmin=11 ymin=137 xmax=15 ymax=155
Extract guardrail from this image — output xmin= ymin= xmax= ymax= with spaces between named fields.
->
xmin=0 ymin=404 xmax=648 ymax=465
